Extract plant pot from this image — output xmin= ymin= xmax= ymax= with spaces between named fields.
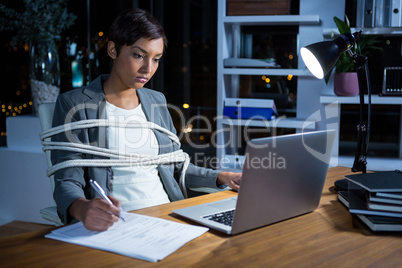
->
xmin=29 ymin=39 xmax=60 ymax=114
xmin=334 ymin=72 xmax=359 ymax=96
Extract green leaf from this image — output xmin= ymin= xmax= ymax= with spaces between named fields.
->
xmin=329 ymin=15 xmax=382 ymax=78
xmin=334 ymin=16 xmax=351 ymax=34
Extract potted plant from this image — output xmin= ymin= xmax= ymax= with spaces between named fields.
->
xmin=327 ymin=16 xmax=382 ymax=96
xmin=0 ymin=0 xmax=76 ymax=113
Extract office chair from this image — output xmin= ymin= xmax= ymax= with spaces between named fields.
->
xmin=38 ymin=102 xmax=63 ymax=226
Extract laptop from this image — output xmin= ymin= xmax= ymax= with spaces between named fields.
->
xmin=172 ymin=130 xmax=336 ymax=235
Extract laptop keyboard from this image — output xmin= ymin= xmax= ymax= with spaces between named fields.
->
xmin=203 ymin=209 xmax=235 ymax=226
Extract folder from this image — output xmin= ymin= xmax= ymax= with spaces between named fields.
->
xmin=223 ymin=98 xmax=278 ymax=120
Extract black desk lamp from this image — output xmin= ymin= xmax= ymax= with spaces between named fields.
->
xmin=300 ymin=31 xmax=372 ymax=191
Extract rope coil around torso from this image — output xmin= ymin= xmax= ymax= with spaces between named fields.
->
xmin=40 ymin=119 xmax=190 ymax=198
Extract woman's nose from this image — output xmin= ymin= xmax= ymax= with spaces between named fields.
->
xmin=140 ymin=60 xmax=153 ymax=73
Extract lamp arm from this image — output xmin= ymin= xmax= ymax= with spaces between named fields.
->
xmin=349 ymin=53 xmax=371 ymax=173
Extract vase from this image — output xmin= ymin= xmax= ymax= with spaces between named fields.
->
xmin=29 ymin=39 xmax=60 ymax=114
xmin=334 ymin=72 xmax=359 ymax=96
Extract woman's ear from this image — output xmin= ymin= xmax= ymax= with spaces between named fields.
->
xmin=107 ymin=41 xmax=117 ymax=60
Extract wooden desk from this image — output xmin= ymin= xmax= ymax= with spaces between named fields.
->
xmin=1 ymin=166 xmax=401 ymax=267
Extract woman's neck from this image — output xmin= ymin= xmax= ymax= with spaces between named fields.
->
xmin=103 ymin=77 xmax=140 ymax=110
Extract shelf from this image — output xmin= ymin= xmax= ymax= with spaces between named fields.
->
xmin=320 ymin=94 xmax=402 ymax=105
xmin=222 ymin=15 xmax=320 ymax=26
xmin=223 ymin=68 xmax=312 ymax=76
xmin=323 ymin=27 xmax=402 ymax=38
xmin=224 ymin=58 xmax=280 ymax=68
xmin=335 ymin=155 xmax=402 ymax=171
xmin=221 ymin=117 xmax=316 ymax=130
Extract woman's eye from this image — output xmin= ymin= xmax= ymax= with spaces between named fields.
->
xmin=133 ymin=53 xmax=143 ymax=59
xmin=153 ymin=58 xmax=161 ymax=63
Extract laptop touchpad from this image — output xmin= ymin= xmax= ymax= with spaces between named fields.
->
xmin=207 ymin=197 xmax=237 ymax=210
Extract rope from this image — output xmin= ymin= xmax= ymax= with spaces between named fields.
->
xmin=40 ymin=119 xmax=190 ymax=198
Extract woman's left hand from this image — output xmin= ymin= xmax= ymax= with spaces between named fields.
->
xmin=217 ymin=171 xmax=242 ymax=191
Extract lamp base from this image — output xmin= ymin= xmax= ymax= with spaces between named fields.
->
xmin=334 ymin=179 xmax=349 ymax=192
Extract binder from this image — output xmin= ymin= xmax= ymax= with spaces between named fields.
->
xmin=391 ymin=0 xmax=402 ymax=26
xmin=375 ymin=0 xmax=391 ymax=27
xmin=223 ymin=98 xmax=278 ymax=120
xmin=360 ymin=0 xmax=376 ymax=27
xmin=356 ymin=0 xmax=367 ymax=27
xmin=358 ymin=0 xmax=394 ymax=27
xmin=356 ymin=0 xmax=363 ymax=27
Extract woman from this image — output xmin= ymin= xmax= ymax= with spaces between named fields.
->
xmin=51 ymin=8 xmax=241 ymax=231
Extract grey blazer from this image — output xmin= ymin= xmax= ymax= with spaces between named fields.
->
xmin=51 ymin=75 xmax=220 ymax=224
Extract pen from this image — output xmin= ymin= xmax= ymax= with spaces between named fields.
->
xmin=89 ymin=179 xmax=125 ymax=222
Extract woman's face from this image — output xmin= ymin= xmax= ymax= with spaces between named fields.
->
xmin=109 ymin=37 xmax=164 ymax=90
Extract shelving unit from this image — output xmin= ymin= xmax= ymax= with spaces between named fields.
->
xmin=321 ymin=24 xmax=402 ymax=160
xmin=321 ymin=21 xmax=402 ymax=169
xmin=216 ymin=1 xmax=331 ymax=170
xmin=216 ymin=0 xmax=402 ymax=171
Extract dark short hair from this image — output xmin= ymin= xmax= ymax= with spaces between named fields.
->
xmin=108 ymin=8 xmax=168 ymax=55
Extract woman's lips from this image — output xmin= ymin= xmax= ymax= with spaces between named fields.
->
xmin=136 ymin=77 xmax=148 ymax=83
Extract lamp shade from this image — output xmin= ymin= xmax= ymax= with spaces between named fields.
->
xmin=300 ymin=33 xmax=355 ymax=79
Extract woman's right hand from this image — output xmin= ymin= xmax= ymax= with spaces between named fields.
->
xmin=69 ymin=197 xmax=121 ymax=231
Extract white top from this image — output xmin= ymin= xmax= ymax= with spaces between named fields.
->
xmin=106 ymin=102 xmax=170 ymax=211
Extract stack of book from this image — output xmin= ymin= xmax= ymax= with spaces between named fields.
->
xmin=337 ymin=170 xmax=402 ymax=232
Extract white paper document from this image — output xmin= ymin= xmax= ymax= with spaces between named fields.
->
xmin=45 ymin=212 xmax=209 ymax=262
